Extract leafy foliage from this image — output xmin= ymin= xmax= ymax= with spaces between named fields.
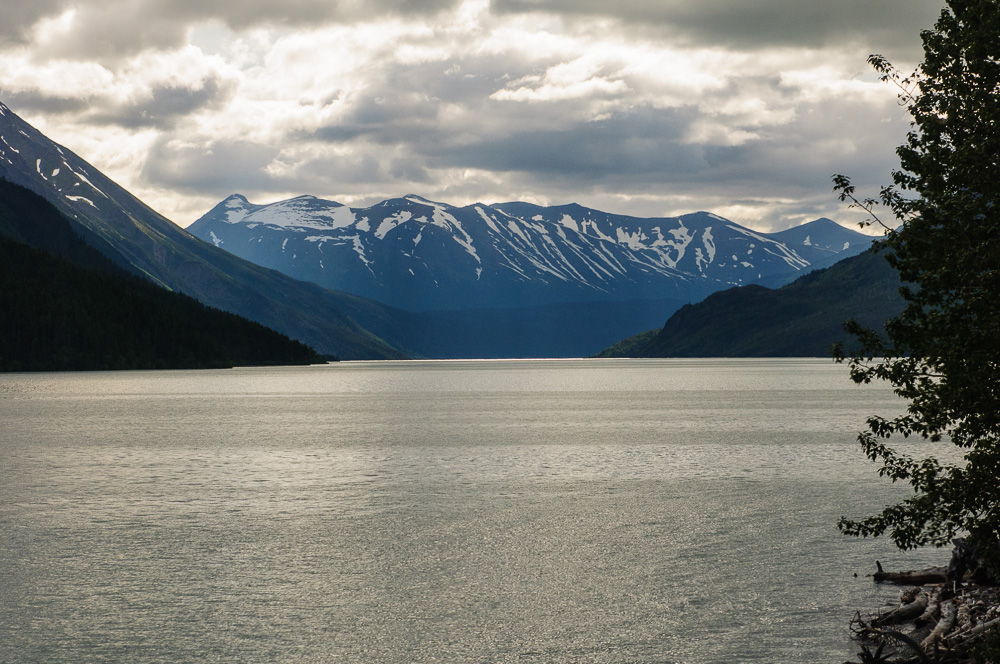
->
xmin=833 ymin=0 xmax=1000 ymax=562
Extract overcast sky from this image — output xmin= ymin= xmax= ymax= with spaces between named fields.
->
xmin=0 ymin=0 xmax=945 ymax=231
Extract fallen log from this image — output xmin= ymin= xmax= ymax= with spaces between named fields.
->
xmin=872 ymin=560 xmax=949 ymax=585
xmin=920 ymin=598 xmax=956 ymax=652
xmin=852 ymin=559 xmax=1000 ymax=663
xmin=915 ymin=589 xmax=941 ymax=625
xmin=944 ymin=615 xmax=1000 ymax=652
xmin=955 ymin=598 xmax=970 ymax=633
xmin=873 ymin=591 xmax=930 ymax=627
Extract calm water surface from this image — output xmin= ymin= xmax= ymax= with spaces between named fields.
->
xmin=0 ymin=359 xmax=948 ymax=663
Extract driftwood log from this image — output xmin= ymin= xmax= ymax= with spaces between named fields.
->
xmin=920 ymin=598 xmax=955 ymax=651
xmin=851 ymin=583 xmax=1000 ymax=664
xmin=872 ymin=560 xmax=950 ymax=585
xmin=872 ymin=591 xmax=929 ymax=627
xmin=849 ymin=539 xmax=1000 ymax=663
xmin=871 ymin=540 xmax=999 ymax=588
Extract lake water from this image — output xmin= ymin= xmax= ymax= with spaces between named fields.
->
xmin=0 ymin=358 xmax=949 ymax=663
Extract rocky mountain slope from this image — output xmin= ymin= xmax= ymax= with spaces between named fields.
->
xmin=0 ymin=101 xmax=406 ymax=360
xmin=189 ymin=194 xmax=873 ymax=312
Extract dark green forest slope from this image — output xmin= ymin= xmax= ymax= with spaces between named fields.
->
xmin=0 ymin=180 xmax=323 ymax=371
xmin=596 ymin=249 xmax=904 ymax=358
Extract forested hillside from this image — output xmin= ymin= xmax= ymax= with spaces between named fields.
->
xmin=0 ymin=180 xmax=324 ymax=371
xmin=596 ymin=249 xmax=903 ymax=358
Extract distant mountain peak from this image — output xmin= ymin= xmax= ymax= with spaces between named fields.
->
xmin=403 ymin=194 xmax=439 ymax=205
xmin=189 ymin=192 xmax=874 ymax=312
xmin=797 ymin=217 xmax=847 ymax=231
xmin=0 ymin=99 xmax=407 ymax=360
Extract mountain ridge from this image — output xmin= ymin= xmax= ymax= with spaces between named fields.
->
xmin=0 ymin=179 xmax=324 ymax=371
xmin=0 ymin=100 xmax=409 ymax=360
xmin=0 ymin=98 xmax=886 ymax=361
xmin=190 ymin=192 xmax=873 ymax=314
xmin=595 ymin=247 xmax=903 ymax=358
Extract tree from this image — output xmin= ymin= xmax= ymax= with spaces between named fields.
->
xmin=831 ymin=0 xmax=1000 ymax=571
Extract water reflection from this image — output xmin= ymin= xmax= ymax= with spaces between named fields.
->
xmin=0 ymin=359 xmax=945 ymax=663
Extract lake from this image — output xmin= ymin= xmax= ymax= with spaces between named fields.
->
xmin=0 ymin=358 xmax=948 ymax=663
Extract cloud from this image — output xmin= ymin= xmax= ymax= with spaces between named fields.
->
xmin=0 ymin=0 xmax=67 ymax=43
xmin=0 ymin=0 xmax=939 ymax=230
xmin=6 ymin=0 xmax=465 ymax=61
xmin=143 ymin=136 xmax=281 ymax=193
xmin=491 ymin=0 xmax=947 ymax=54
xmin=0 ymin=45 xmax=237 ymax=130
xmin=0 ymin=89 xmax=91 ymax=115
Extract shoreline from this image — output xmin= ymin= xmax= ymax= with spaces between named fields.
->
xmin=846 ymin=565 xmax=999 ymax=663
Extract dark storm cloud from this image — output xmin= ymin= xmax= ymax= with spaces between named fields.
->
xmin=94 ymin=75 xmax=236 ymax=129
xmin=308 ymin=55 xmax=530 ymax=145
xmin=0 ymin=0 xmax=67 ymax=43
xmin=143 ymin=137 xmax=281 ymax=193
xmin=168 ymin=0 xmax=462 ymax=28
xmin=17 ymin=0 xmax=463 ymax=60
xmin=427 ymin=106 xmax=711 ymax=180
xmin=0 ymin=89 xmax=91 ymax=115
xmin=2 ymin=73 xmax=234 ymax=130
xmin=493 ymin=0 xmax=946 ymax=53
xmin=309 ymin=97 xmax=443 ymax=146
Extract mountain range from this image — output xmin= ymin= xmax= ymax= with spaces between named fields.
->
xmin=189 ymin=193 xmax=872 ymax=313
xmin=0 ymin=98 xmax=890 ymax=361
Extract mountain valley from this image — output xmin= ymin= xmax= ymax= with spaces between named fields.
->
xmin=0 ymin=98 xmax=892 ymax=361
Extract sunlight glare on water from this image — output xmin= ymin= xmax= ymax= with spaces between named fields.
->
xmin=0 ymin=359 xmax=948 ymax=663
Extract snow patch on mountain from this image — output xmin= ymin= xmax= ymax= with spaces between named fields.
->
xmin=244 ymin=196 xmax=355 ymax=230
xmin=426 ymin=199 xmax=480 ymax=265
xmin=475 ymin=206 xmax=503 ymax=235
xmin=65 ymin=195 xmax=96 ymax=208
xmin=376 ymin=210 xmax=411 ymax=239
xmin=188 ymin=193 xmax=871 ymax=312
xmin=701 ymin=227 xmax=717 ymax=264
xmin=727 ymin=224 xmax=809 ymax=269
xmin=559 ymin=214 xmax=579 ymax=232
xmin=616 ymin=227 xmax=646 ymax=250
xmin=507 ymin=219 xmax=531 ymax=245
xmin=71 ymin=169 xmax=108 ymax=199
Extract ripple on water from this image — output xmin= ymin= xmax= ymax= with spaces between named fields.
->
xmin=0 ymin=360 xmax=946 ymax=663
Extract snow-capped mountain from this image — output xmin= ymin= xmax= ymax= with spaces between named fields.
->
xmin=190 ymin=193 xmax=872 ymax=312
xmin=770 ymin=217 xmax=867 ymax=257
xmin=0 ymin=96 xmax=879 ymax=359
xmin=0 ymin=100 xmax=410 ymax=359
